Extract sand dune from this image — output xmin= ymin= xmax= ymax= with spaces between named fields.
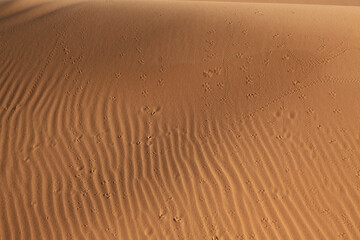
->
xmin=181 ymin=0 xmax=360 ymax=6
xmin=1 ymin=0 xmax=360 ymax=239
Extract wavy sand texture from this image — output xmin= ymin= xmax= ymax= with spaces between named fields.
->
xmin=1 ymin=0 xmax=360 ymax=239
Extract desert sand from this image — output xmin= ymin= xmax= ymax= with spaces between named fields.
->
xmin=1 ymin=0 xmax=360 ymax=239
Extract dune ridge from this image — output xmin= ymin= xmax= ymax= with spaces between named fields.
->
xmin=1 ymin=0 xmax=360 ymax=239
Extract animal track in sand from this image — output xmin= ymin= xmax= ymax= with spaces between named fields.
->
xmin=140 ymin=74 xmax=147 ymax=81
xmin=157 ymin=78 xmax=164 ymax=86
xmin=245 ymin=74 xmax=253 ymax=84
xmin=245 ymin=55 xmax=253 ymax=64
xmin=329 ymin=91 xmax=337 ymax=98
xmin=287 ymin=67 xmax=295 ymax=73
xmin=103 ymin=193 xmax=111 ymax=199
xmin=173 ymin=216 xmax=182 ymax=223
xmin=282 ymin=54 xmax=290 ymax=60
xmin=239 ymin=65 xmax=248 ymax=73
xmin=141 ymin=90 xmax=149 ymax=97
xmin=246 ymin=92 xmax=257 ymax=100
xmin=141 ymin=105 xmax=162 ymax=116
xmin=216 ymin=82 xmax=224 ymax=89
xmin=306 ymin=108 xmax=315 ymax=115
xmin=115 ymin=73 xmax=122 ymax=79
xmin=202 ymin=82 xmax=212 ymax=92
xmin=159 ymin=65 xmax=166 ymax=73
xmin=203 ymin=67 xmax=222 ymax=78
xmin=293 ymin=80 xmax=301 ymax=86
xmin=298 ymin=93 xmax=307 ymax=100
xmin=235 ymin=52 xmax=244 ymax=59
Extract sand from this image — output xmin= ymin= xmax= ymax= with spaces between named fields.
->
xmin=1 ymin=0 xmax=360 ymax=239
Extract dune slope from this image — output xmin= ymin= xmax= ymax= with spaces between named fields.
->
xmin=1 ymin=1 xmax=360 ymax=239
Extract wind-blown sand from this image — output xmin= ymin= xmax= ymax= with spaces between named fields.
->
xmin=1 ymin=0 xmax=360 ymax=239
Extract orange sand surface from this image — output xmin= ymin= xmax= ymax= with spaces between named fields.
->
xmin=1 ymin=0 xmax=360 ymax=239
